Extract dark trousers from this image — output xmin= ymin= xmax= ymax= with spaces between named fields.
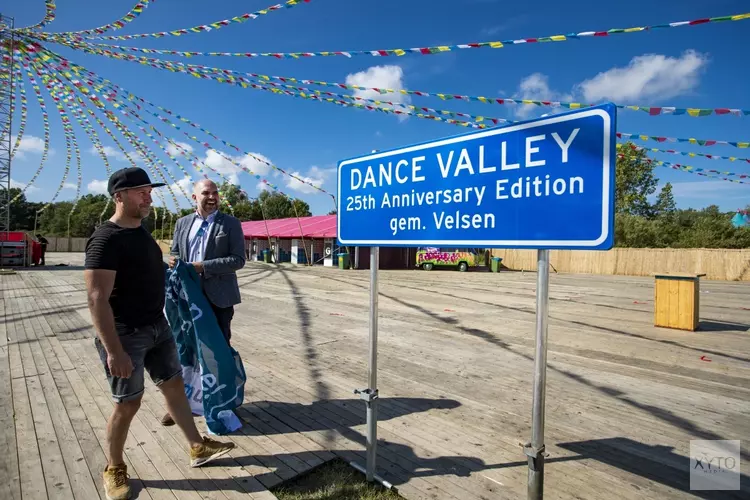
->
xmin=210 ymin=302 xmax=234 ymax=345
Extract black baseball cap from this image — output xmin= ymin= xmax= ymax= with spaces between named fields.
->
xmin=107 ymin=167 xmax=166 ymax=196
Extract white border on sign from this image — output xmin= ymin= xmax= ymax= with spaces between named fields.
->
xmin=337 ymin=108 xmax=612 ymax=247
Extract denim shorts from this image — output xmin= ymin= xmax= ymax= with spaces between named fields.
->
xmin=94 ymin=315 xmax=182 ymax=403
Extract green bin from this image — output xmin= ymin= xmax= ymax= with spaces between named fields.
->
xmin=338 ymin=253 xmax=350 ymax=269
xmin=264 ymin=250 xmax=272 ymax=263
xmin=490 ymin=257 xmax=502 ymax=273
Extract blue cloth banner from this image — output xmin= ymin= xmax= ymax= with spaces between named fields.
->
xmin=164 ymin=260 xmax=246 ymax=435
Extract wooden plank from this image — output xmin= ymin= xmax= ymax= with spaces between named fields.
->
xmin=229 ymin=294 xmax=712 ymax=498
xmin=22 ymin=299 xmax=102 ymax=500
xmin=227 ymin=328 xmax=503 ymax=500
xmin=239 ymin=337 xmax=610 ymax=500
xmin=11 ymin=290 xmax=76 ymax=500
xmin=6 ymin=287 xmax=48 ymax=500
xmin=26 ymin=375 xmax=76 ymax=499
xmin=60 ymin=340 xmax=174 ymax=500
xmin=13 ymin=256 xmax=750 ymax=500
xmin=0 ymin=290 xmax=22 ymax=500
xmin=79 ymin=338 xmax=282 ymax=500
xmin=138 ymin=389 xmax=280 ymax=500
xmin=11 ymin=376 xmax=47 ymax=500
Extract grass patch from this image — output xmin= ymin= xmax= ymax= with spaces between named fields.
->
xmin=272 ymin=459 xmax=402 ymax=500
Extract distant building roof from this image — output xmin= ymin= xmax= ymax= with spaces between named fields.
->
xmin=241 ymin=215 xmax=337 ymax=239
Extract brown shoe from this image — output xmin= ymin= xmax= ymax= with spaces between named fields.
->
xmin=161 ymin=413 xmax=175 ymax=426
xmin=190 ymin=436 xmax=235 ymax=467
xmin=103 ymin=463 xmax=131 ymax=500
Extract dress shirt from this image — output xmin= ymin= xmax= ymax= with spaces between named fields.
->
xmin=187 ymin=211 xmax=217 ymax=263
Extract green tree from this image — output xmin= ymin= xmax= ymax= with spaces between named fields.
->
xmin=2 ymin=188 xmax=44 ymax=231
xmin=251 ymin=190 xmax=311 ymax=220
xmin=615 ymin=142 xmax=658 ymax=217
xmin=654 ymin=182 xmax=676 ymax=217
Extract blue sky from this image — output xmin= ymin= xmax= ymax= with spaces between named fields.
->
xmin=6 ymin=0 xmax=750 ymax=215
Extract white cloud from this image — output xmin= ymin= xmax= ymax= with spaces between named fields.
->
xmin=285 ymin=167 xmax=326 ymax=194
xmin=63 ymin=183 xmax=77 ymax=190
xmin=509 ymin=50 xmax=709 ymax=120
xmin=574 ymin=50 xmax=708 ymax=103
xmin=10 ymin=179 xmax=39 ymax=193
xmin=345 ymin=65 xmax=411 ymax=120
xmin=169 ymin=176 xmax=193 ymax=197
xmin=197 ymin=149 xmax=273 ymax=185
xmin=10 ymin=135 xmax=51 ymax=159
xmin=87 ymin=179 xmax=108 ymax=195
xmin=512 ymin=73 xmax=573 ymax=119
xmin=256 ymin=182 xmax=271 ymax=192
xmin=236 ymin=152 xmax=272 ymax=178
xmin=166 ymin=141 xmax=194 ymax=157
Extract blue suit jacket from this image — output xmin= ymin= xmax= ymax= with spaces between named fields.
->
xmin=171 ymin=211 xmax=246 ymax=308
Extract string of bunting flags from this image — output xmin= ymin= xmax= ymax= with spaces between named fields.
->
xmin=19 ymin=36 xmax=750 ymax=119
xmin=30 ymin=11 xmax=750 ymax=59
xmin=9 ymin=67 xmax=27 ymax=160
xmin=6 ymin=2 xmax=749 ymax=217
xmin=37 ymin=67 xmax=76 ymax=212
xmin=29 ymin=44 xmax=337 ymax=200
xmin=43 ymin=0 xmax=153 ymax=37
xmin=43 ymin=72 xmax=84 ymax=213
xmin=10 ymin=57 xmax=52 ymax=203
xmin=35 ymin=50 xmax=185 ymax=208
xmin=144 ymin=68 xmax=750 ymax=118
xmin=101 ymin=49 xmax=750 ymax=159
xmin=28 ymin=45 xmax=328 ymax=205
xmin=21 ymin=39 xmax=750 ymax=160
xmin=617 ymin=132 xmax=749 ymax=149
xmin=31 ymin=48 xmax=262 ymax=211
xmin=620 ymin=154 xmax=750 ymax=184
xmin=32 ymin=41 xmax=750 ymax=188
xmin=36 ymin=0 xmax=312 ymax=41
xmin=15 ymin=0 xmax=57 ymax=31
xmin=617 ymin=143 xmax=750 ymax=164
xmin=29 ymin=50 xmax=189 ymax=206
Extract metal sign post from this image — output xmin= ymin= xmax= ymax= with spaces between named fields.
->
xmin=337 ymin=105 xmax=616 ymax=495
xmin=365 ymin=246 xmax=379 ymax=480
xmin=526 ymin=249 xmax=550 ymax=499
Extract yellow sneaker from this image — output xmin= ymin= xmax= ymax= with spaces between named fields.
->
xmin=103 ymin=463 xmax=131 ymax=500
xmin=190 ymin=436 xmax=235 ymax=467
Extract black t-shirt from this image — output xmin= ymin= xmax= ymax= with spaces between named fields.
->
xmin=84 ymin=221 xmax=166 ymax=329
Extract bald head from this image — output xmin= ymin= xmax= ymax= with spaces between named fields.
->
xmin=192 ymin=179 xmax=219 ymax=217
xmin=193 ymin=179 xmax=217 ymax=195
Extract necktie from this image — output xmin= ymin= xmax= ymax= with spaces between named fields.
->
xmin=196 ymin=219 xmax=209 ymax=238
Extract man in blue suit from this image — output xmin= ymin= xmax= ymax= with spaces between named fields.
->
xmin=164 ymin=179 xmax=246 ymax=426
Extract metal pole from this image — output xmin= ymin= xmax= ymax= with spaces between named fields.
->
xmin=0 ymin=14 xmax=16 ymax=270
xmin=366 ymin=246 xmax=379 ymax=481
xmin=526 ymin=249 xmax=550 ymax=499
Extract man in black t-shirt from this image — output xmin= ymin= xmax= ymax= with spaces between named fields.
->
xmin=84 ymin=167 xmax=235 ymax=500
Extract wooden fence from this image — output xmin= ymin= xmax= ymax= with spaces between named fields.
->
xmin=44 ymin=237 xmax=88 ymax=252
xmin=45 ymin=237 xmax=174 ymax=253
xmin=491 ymin=248 xmax=750 ymax=281
xmin=45 ymin=238 xmax=749 ymax=281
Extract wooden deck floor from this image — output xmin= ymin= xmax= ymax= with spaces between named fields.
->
xmin=1 ymin=253 xmax=749 ymax=499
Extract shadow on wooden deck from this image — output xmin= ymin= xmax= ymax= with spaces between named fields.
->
xmin=559 ymin=438 xmax=748 ymax=499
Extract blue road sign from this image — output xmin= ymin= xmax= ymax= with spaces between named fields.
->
xmin=337 ymin=103 xmax=616 ymax=249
